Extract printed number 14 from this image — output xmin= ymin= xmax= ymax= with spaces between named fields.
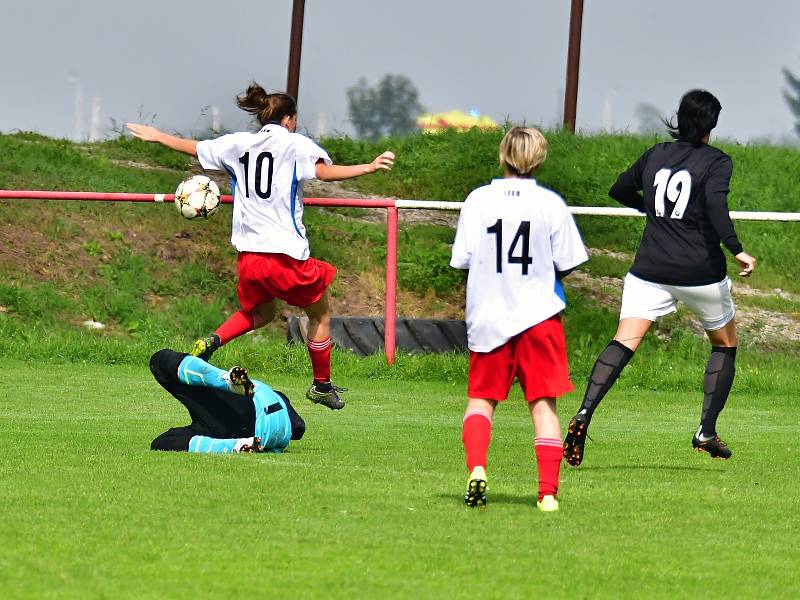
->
xmin=486 ymin=219 xmax=533 ymax=275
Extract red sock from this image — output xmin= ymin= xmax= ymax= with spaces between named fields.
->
xmin=535 ymin=437 xmax=562 ymax=501
xmin=214 ymin=310 xmax=255 ymax=344
xmin=462 ymin=411 xmax=492 ymax=472
xmin=307 ymin=337 xmax=332 ymax=383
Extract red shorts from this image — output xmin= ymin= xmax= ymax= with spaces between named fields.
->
xmin=468 ymin=315 xmax=573 ymax=402
xmin=236 ymin=252 xmax=336 ymax=311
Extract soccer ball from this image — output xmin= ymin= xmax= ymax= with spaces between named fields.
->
xmin=174 ymin=175 xmax=220 ymax=219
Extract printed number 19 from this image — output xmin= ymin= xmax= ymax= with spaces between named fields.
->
xmin=653 ymin=168 xmax=692 ymax=219
xmin=486 ymin=219 xmax=533 ymax=275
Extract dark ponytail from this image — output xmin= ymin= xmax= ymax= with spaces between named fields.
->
xmin=664 ymin=89 xmax=722 ymax=144
xmin=236 ymin=82 xmax=297 ymax=126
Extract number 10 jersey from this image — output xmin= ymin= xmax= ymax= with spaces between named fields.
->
xmin=197 ymin=124 xmax=331 ymax=260
xmin=451 ymin=178 xmax=588 ymax=353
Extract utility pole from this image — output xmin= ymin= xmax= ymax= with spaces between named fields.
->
xmin=563 ymin=0 xmax=584 ymax=132
xmin=287 ymin=0 xmax=306 ymax=101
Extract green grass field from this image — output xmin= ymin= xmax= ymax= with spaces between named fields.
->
xmin=1 ymin=359 xmax=798 ymax=599
xmin=1 ymin=129 xmax=798 ymax=598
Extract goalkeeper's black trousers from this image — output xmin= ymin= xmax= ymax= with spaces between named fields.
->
xmin=148 ymin=348 xmax=255 ymax=451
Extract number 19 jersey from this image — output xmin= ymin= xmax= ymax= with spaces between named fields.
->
xmin=610 ymin=141 xmax=743 ymax=286
xmin=197 ymin=124 xmax=331 ymax=260
xmin=451 ymin=178 xmax=588 ymax=352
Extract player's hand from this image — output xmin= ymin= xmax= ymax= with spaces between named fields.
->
xmin=734 ymin=251 xmax=756 ymax=277
xmin=126 ymin=123 xmax=164 ymax=143
xmin=370 ymin=151 xmax=395 ymax=173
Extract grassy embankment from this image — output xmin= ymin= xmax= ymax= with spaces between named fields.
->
xmin=0 ymin=130 xmax=798 ymax=391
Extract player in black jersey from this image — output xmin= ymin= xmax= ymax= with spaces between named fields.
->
xmin=563 ymin=89 xmax=757 ymax=465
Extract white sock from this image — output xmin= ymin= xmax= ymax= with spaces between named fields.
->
xmin=469 ymin=465 xmax=486 ymax=481
xmin=695 ymin=426 xmax=714 ymax=441
xmin=233 ymin=437 xmax=255 ymax=452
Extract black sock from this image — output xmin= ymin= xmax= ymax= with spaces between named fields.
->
xmin=577 ymin=340 xmax=635 ymax=423
xmin=314 ymin=380 xmax=332 ymax=392
xmin=700 ymin=346 xmax=737 ymax=437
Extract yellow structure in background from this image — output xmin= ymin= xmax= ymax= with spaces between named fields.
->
xmin=416 ymin=109 xmax=499 ymax=133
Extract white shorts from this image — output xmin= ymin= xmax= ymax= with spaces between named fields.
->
xmin=619 ymin=273 xmax=735 ymax=331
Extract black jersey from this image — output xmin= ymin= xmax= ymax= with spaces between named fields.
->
xmin=609 ymin=141 xmax=743 ymax=286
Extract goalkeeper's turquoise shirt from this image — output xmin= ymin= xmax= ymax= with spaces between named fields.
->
xmin=249 ymin=378 xmax=293 ymax=452
xmin=177 ymin=355 xmax=293 ymax=453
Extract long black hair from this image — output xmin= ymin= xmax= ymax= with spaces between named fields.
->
xmin=664 ymin=89 xmax=722 ymax=144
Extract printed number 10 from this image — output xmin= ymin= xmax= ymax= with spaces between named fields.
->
xmin=486 ymin=219 xmax=533 ymax=275
xmin=238 ymin=151 xmax=275 ymax=199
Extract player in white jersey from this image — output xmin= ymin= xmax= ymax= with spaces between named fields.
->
xmin=127 ymin=83 xmax=394 ymax=410
xmin=451 ymin=127 xmax=588 ymax=511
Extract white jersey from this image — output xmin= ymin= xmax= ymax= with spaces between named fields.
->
xmin=196 ymin=124 xmax=332 ymax=260
xmin=450 ymin=178 xmax=588 ymax=352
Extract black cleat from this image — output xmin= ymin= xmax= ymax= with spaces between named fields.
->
xmin=464 ymin=478 xmax=487 ymax=510
xmin=692 ymin=434 xmax=732 ymax=459
xmin=191 ymin=334 xmax=221 ymax=362
xmin=306 ymin=382 xmax=346 ymax=410
xmin=228 ymin=365 xmax=255 ymax=398
xmin=563 ymin=414 xmax=589 ymax=467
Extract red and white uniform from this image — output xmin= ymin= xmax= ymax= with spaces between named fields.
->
xmin=197 ymin=124 xmax=335 ymax=309
xmin=451 ymin=178 xmax=588 ymax=352
xmin=196 ymin=124 xmax=331 ymax=260
xmin=451 ymin=178 xmax=588 ymax=400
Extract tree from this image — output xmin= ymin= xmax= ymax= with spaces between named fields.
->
xmin=635 ymin=102 xmax=665 ymax=134
xmin=346 ymin=74 xmax=424 ymax=141
xmin=783 ymin=66 xmax=800 ymax=136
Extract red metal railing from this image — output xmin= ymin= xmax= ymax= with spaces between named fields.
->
xmin=5 ymin=190 xmax=797 ymax=363
xmin=0 ymin=190 xmax=404 ymax=364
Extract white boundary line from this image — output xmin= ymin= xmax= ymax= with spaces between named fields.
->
xmin=394 ymin=199 xmax=800 ymax=221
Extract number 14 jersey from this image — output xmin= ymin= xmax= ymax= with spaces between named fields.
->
xmin=451 ymin=178 xmax=588 ymax=352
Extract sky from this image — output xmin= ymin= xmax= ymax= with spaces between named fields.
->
xmin=2 ymin=0 xmax=800 ymax=143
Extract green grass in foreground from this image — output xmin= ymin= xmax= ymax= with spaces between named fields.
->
xmin=0 ymin=361 xmax=798 ymax=598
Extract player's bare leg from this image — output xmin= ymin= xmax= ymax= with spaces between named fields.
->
xmin=564 ymin=318 xmax=652 ymax=466
xmin=530 ymin=398 xmax=561 ymax=511
xmin=253 ymin=300 xmax=277 ymax=329
xmin=463 ymin=397 xmax=495 ymax=509
xmin=303 ymin=292 xmax=345 ymax=410
xmin=304 ymin=292 xmax=331 ymax=341
xmin=692 ymin=320 xmax=738 ymax=459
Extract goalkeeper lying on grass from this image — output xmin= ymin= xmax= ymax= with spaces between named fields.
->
xmin=148 ymin=349 xmax=305 ymax=453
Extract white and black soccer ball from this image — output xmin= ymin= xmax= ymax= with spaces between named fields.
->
xmin=174 ymin=175 xmax=221 ymax=219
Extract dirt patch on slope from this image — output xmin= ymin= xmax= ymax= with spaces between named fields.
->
xmin=567 ymin=269 xmax=800 ymax=346
xmin=3 ymin=175 xmax=796 ymax=348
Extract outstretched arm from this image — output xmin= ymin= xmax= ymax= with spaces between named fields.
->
xmin=315 ymin=151 xmax=395 ymax=182
xmin=126 ymin=123 xmax=198 ymax=157
xmin=188 ymin=435 xmax=264 ymax=453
